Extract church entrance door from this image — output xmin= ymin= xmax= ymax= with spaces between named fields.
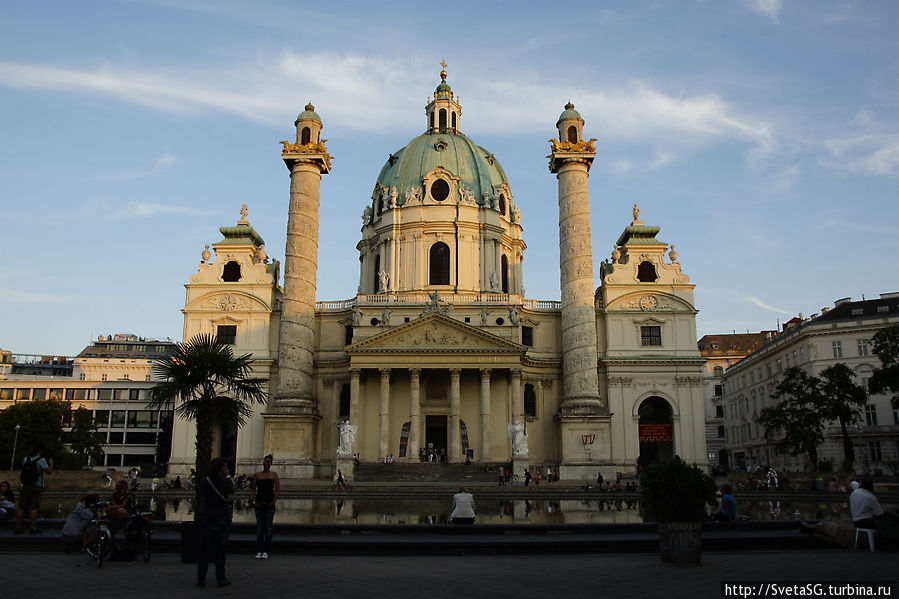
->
xmin=425 ymin=415 xmax=447 ymax=460
xmin=637 ymin=396 xmax=674 ymax=466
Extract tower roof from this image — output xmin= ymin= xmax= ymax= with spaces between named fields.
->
xmin=556 ymin=101 xmax=583 ymax=126
xmin=295 ymin=102 xmax=321 ymax=124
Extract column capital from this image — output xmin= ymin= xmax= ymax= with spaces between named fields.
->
xmin=449 ymin=368 xmax=462 ymax=379
xmin=349 ymin=368 xmax=361 ymax=377
xmin=409 ymin=368 xmax=421 ymax=380
xmin=379 ymin=368 xmax=392 ymax=379
xmin=510 ymin=368 xmax=523 ymax=378
xmin=479 ymin=368 xmax=492 ymax=380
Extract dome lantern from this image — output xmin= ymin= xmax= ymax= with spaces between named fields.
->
xmin=556 ymin=101 xmax=584 ymax=144
xmin=426 ymin=60 xmax=462 ymax=134
xmin=295 ymin=101 xmax=323 ymax=146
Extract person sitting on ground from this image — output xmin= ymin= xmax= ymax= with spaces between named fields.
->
xmin=108 ymin=480 xmax=133 ymax=529
xmin=61 ymin=492 xmax=101 ymax=552
xmin=450 ymin=487 xmax=476 ymax=525
xmin=850 ymin=479 xmax=885 ymax=529
xmin=0 ymin=481 xmax=15 ymax=521
xmin=714 ymin=484 xmax=738 ymax=521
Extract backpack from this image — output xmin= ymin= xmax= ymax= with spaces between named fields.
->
xmin=20 ymin=457 xmax=41 ymax=485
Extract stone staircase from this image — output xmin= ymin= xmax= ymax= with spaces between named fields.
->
xmin=352 ymin=462 xmax=497 ymax=483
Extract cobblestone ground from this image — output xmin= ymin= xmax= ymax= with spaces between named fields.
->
xmin=1 ymin=550 xmax=896 ymax=598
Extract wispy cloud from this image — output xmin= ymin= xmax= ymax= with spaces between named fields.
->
xmin=740 ymin=293 xmax=792 ymax=315
xmin=0 ymin=54 xmax=776 ymax=169
xmin=90 ymin=153 xmax=177 ymax=181
xmin=743 ymin=0 xmax=783 ymax=24
xmin=813 ymin=217 xmax=899 ymax=234
xmin=110 ymin=201 xmax=204 ymax=220
xmin=823 ymin=110 xmax=899 ymax=176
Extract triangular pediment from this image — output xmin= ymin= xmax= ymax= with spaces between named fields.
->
xmin=347 ymin=313 xmax=526 ymax=354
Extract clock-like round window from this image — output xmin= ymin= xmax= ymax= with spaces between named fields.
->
xmin=430 ymin=179 xmax=450 ymax=202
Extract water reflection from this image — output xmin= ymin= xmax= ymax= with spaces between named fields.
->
xmin=42 ymin=495 xmax=893 ymax=525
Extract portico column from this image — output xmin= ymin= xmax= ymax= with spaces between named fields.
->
xmin=349 ymin=369 xmax=361 ymax=431
xmin=479 ymin=368 xmax=491 ymax=461
xmin=408 ymin=368 xmax=421 ymax=461
xmin=511 ymin=369 xmax=523 ymax=424
xmin=378 ymin=368 xmax=391 ymax=460
xmin=448 ymin=368 xmax=462 ymax=462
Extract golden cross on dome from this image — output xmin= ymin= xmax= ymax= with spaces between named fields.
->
xmin=440 ymin=60 xmax=447 ymax=70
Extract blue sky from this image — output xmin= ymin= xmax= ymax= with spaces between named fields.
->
xmin=1 ymin=0 xmax=897 ymax=355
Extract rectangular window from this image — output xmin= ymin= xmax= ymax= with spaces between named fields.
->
xmin=129 ymin=389 xmax=141 ymax=401
xmin=865 ymin=404 xmax=878 ymax=426
xmin=714 ymin=384 xmax=723 ymax=397
xmin=127 ymin=410 xmax=154 ymax=428
xmin=125 ymin=432 xmax=157 ymax=445
xmin=216 ymin=325 xmax=237 ymax=345
xmin=94 ymin=410 xmax=110 ymax=427
xmin=717 ymin=425 xmax=725 ymax=438
xmin=344 ymin=326 xmax=353 ymax=346
xmin=640 ymin=325 xmax=662 ymax=346
xmin=870 ymin=441 xmax=882 ymax=462
xmin=715 ymin=405 xmax=724 ymax=418
xmin=857 ymin=338 xmax=869 ymax=357
xmin=48 ymin=388 xmax=63 ymax=401
xmin=101 ymin=374 xmax=108 ymax=381
xmin=832 ymin=341 xmax=843 ymax=358
xmin=97 ymin=389 xmax=113 ymax=401
xmin=521 ymin=326 xmax=534 ymax=347
xmin=893 ymin=407 xmax=899 ymax=425
xmin=110 ymin=410 xmax=126 ymax=428
xmin=32 ymin=388 xmax=47 ymax=400
xmin=65 ymin=389 xmax=88 ymax=401
xmin=113 ymin=389 xmax=130 ymax=400
xmin=0 ymin=389 xmax=12 ymax=400
xmin=766 ymin=364 xmax=772 ymax=378
xmin=107 ymin=432 xmax=124 ymax=444
xmin=877 ymin=305 xmax=889 ymax=313
xmin=105 ymin=454 xmax=122 ymax=467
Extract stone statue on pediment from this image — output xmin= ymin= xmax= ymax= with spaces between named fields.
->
xmin=378 ymin=270 xmax=389 ymax=293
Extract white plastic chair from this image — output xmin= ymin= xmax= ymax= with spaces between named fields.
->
xmin=854 ymin=527 xmax=876 ymax=552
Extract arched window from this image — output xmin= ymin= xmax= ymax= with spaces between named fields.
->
xmin=301 ymin=127 xmax=311 ymax=145
xmin=498 ymin=194 xmax=506 ymax=215
xmin=452 ymin=111 xmax=457 ymax=129
xmin=430 ymin=111 xmax=435 ymax=130
xmin=524 ymin=384 xmax=537 ymax=418
xmin=567 ymin=125 xmax=577 ymax=143
xmin=339 ymin=384 xmax=351 ymax=420
xmin=501 ymin=254 xmax=509 ymax=293
xmin=439 ymin=108 xmax=447 ymax=131
xmin=372 ymin=255 xmax=380 ymax=294
xmin=637 ymin=261 xmax=658 ymax=282
xmin=377 ymin=198 xmax=384 ymax=215
xmin=222 ymin=261 xmax=241 ymax=282
xmin=429 ymin=242 xmax=450 ymax=285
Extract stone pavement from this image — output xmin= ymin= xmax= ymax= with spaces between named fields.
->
xmin=1 ymin=550 xmax=895 ymax=598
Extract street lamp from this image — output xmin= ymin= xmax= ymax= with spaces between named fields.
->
xmin=10 ymin=424 xmax=20 ymax=470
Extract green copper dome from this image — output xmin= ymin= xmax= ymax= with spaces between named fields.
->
xmin=556 ymin=101 xmax=582 ymax=126
xmin=376 ymin=132 xmax=508 ymax=202
xmin=296 ymin=102 xmax=321 ymax=123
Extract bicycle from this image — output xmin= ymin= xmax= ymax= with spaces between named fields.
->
xmin=120 ymin=492 xmax=153 ymax=563
xmin=83 ymin=501 xmax=113 ymax=568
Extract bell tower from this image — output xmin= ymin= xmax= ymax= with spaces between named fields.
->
xmin=549 ymin=102 xmax=612 ymax=479
xmin=264 ymin=103 xmax=333 ymax=478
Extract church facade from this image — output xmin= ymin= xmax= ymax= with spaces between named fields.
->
xmin=169 ymin=69 xmax=706 ymax=480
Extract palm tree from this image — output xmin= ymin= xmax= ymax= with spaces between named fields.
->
xmin=148 ymin=334 xmax=267 ymax=477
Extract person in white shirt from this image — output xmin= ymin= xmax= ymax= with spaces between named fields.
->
xmin=849 ymin=479 xmax=885 ymax=529
xmin=450 ymin=487 xmax=476 ymax=524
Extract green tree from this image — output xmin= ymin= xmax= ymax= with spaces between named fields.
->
xmin=758 ymin=368 xmax=827 ymax=471
xmin=0 ymin=399 xmax=69 ymax=469
xmin=66 ymin=407 xmax=105 ymax=466
xmin=870 ymin=324 xmax=899 ymax=408
xmin=819 ymin=363 xmax=867 ymax=470
xmin=155 ymin=412 xmax=173 ymax=465
xmin=147 ymin=334 xmax=267 ymax=477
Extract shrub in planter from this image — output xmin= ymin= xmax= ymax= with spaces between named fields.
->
xmin=639 ymin=459 xmax=717 ymax=565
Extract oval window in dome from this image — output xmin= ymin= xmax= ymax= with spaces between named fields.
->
xmin=431 ymin=179 xmax=450 ymax=202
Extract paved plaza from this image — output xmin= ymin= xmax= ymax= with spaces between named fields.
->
xmin=1 ymin=549 xmax=895 ymax=598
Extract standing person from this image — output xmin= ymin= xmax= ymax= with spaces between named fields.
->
xmin=15 ymin=448 xmax=53 ymax=535
xmin=450 ymin=487 xmax=476 ymax=524
xmin=197 ymin=458 xmax=235 ymax=587
xmin=498 ymin=465 xmax=505 ymax=486
xmin=251 ymin=454 xmax=279 ymax=560
xmin=524 ymin=469 xmax=532 ymax=488
xmin=335 ymin=469 xmax=346 ymax=492
xmin=108 ymin=480 xmax=133 ymax=529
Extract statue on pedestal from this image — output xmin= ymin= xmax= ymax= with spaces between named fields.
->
xmin=337 ymin=421 xmax=357 ymax=455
